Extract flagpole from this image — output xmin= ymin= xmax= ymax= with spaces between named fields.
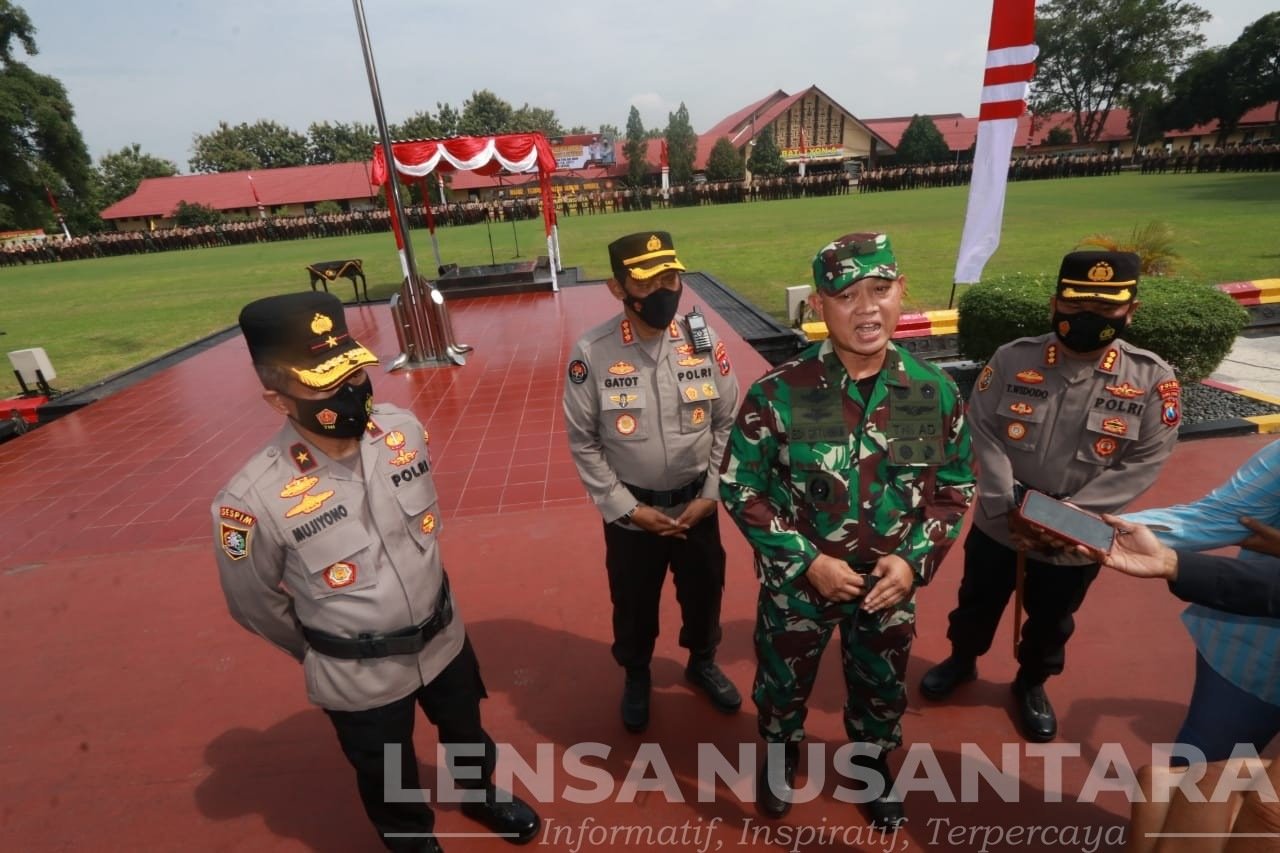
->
xmin=351 ymin=0 xmax=464 ymax=367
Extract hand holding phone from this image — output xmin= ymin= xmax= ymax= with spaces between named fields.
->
xmin=1015 ymin=490 xmax=1116 ymax=557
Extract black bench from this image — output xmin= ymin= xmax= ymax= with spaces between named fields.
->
xmin=307 ymin=259 xmax=368 ymax=303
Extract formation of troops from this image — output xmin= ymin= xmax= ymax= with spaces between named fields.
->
xmin=5 ymin=141 xmax=1276 ymax=268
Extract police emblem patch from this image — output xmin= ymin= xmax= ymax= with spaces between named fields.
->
xmin=1006 ymin=422 xmax=1028 ymax=441
xmin=977 ymin=365 xmax=993 ymax=392
xmin=616 ymin=413 xmax=637 ymax=435
xmin=567 ymin=360 xmax=588 ymax=385
xmin=220 ymin=523 xmax=250 ymax=560
xmin=714 ymin=341 xmax=731 ymax=376
xmin=1094 ymin=436 xmax=1118 ymax=457
xmin=385 ymin=430 xmax=406 ymax=449
xmin=421 ymin=513 xmax=436 ymax=534
xmin=316 ymin=408 xmax=338 ymax=427
xmin=1162 ymin=397 xmax=1180 ymax=427
xmin=323 ymin=561 xmax=357 ymax=589
xmin=691 ymin=406 xmax=706 ymax=426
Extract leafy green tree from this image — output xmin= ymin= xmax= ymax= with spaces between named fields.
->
xmin=307 ymin=121 xmax=377 ymax=164
xmin=1125 ymin=88 xmax=1167 ymax=146
xmin=1031 ymin=0 xmax=1210 ymax=143
xmin=895 ymin=115 xmax=949 ymax=164
xmin=189 ymin=120 xmax=309 ymax=173
xmin=1227 ymin=12 xmax=1280 ymax=122
xmin=747 ymin=127 xmax=786 ymax=177
xmin=623 ymin=106 xmax=649 ymax=187
xmin=0 ymin=0 xmax=95 ymax=231
xmin=458 ymin=89 xmax=514 ymax=136
xmin=510 ymin=104 xmax=563 ymax=136
xmin=173 ymin=200 xmax=222 ymax=227
xmin=394 ymin=109 xmax=443 ymax=141
xmin=1160 ymin=47 xmax=1249 ymax=143
xmin=705 ymin=138 xmax=745 ymax=181
xmin=598 ymin=123 xmax=620 ymax=138
xmin=664 ymin=103 xmax=698 ymax=184
xmin=96 ymin=143 xmax=178 ymax=207
xmin=1046 ymin=127 xmax=1074 ymax=146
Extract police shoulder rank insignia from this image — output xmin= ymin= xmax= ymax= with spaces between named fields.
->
xmin=568 ymin=359 xmax=588 ymax=385
xmin=668 ymin=321 xmax=681 ymax=339
xmin=620 ymin=320 xmax=635 ymax=345
xmin=323 ymin=561 xmax=357 ymax=589
xmin=1044 ymin=344 xmax=1058 ymax=366
xmin=289 ymin=442 xmax=317 ymax=473
xmin=977 ymin=365 xmax=993 ymax=393
xmin=1015 ymin=369 xmax=1044 ymax=385
xmin=1099 ymin=348 xmax=1120 ymax=373
xmin=714 ymin=340 xmax=731 ymax=376
xmin=365 ymin=418 xmax=384 ymax=439
xmin=218 ymin=506 xmax=256 ymax=562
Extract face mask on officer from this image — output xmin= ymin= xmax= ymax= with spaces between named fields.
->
xmin=285 ymin=374 xmax=374 ymax=438
xmin=1052 ymin=308 xmax=1128 ymax=353
xmin=625 ymin=278 xmax=683 ymax=330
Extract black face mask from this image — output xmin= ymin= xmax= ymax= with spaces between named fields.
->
xmin=287 ymin=376 xmax=373 ymax=438
xmin=1053 ymin=309 xmax=1127 ymax=353
xmin=626 ymin=282 xmax=682 ymax=330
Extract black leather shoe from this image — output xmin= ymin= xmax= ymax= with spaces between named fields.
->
xmin=919 ymin=655 xmax=977 ymax=700
xmin=1012 ymin=679 xmax=1057 ymax=743
xmin=685 ymin=658 xmax=742 ymax=713
xmin=460 ymin=789 xmax=541 ymax=845
xmin=621 ymin=671 xmax=651 ymax=733
xmin=756 ymin=742 xmax=799 ymax=818
xmin=409 ymin=837 xmax=444 ymax=853
xmin=849 ymin=754 xmax=906 ymax=829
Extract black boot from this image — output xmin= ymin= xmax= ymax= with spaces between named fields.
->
xmin=685 ymin=655 xmax=742 ymax=713
xmin=459 ymin=787 xmax=541 ymax=845
xmin=1012 ymin=677 xmax=1057 ymax=743
xmin=621 ymin=668 xmax=651 ymax=733
xmin=849 ymin=752 xmax=905 ymax=829
xmin=756 ymin=741 xmax=799 ymax=818
xmin=919 ymin=654 xmax=977 ymax=700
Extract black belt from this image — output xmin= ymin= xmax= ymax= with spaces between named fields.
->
xmin=302 ymin=573 xmax=453 ymax=660
xmin=623 ymin=472 xmax=708 ymax=508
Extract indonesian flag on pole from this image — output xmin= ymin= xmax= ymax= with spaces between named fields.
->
xmin=954 ymin=0 xmax=1037 ymax=284
xmin=659 ymin=139 xmax=669 ymax=169
xmin=247 ymin=174 xmax=261 ymax=204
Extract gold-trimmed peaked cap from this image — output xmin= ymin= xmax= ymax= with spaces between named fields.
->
xmin=238 ymin=292 xmax=379 ymax=390
xmin=1056 ymin=250 xmax=1140 ymax=304
xmin=608 ymin=231 xmax=686 ymax=282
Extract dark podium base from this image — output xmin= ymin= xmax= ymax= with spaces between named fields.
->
xmin=434 ymin=256 xmax=556 ymax=298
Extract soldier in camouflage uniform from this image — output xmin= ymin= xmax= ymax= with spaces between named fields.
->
xmin=719 ymin=232 xmax=976 ymax=828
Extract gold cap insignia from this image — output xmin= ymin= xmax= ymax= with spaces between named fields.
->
xmin=311 ymin=313 xmax=334 ymax=334
xmin=646 ymin=234 xmax=662 ymax=251
xmin=1087 ymin=262 xmax=1115 ymax=282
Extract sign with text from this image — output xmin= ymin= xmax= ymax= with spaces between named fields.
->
xmin=548 ymin=134 xmax=616 ymax=170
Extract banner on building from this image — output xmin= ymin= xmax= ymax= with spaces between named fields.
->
xmin=548 ymin=134 xmax=616 ymax=170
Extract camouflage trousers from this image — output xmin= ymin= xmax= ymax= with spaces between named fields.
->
xmin=753 ymin=583 xmax=915 ymax=750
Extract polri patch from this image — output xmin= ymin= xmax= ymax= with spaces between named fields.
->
xmin=220 ymin=523 xmax=251 ymax=561
xmin=1006 ymin=422 xmax=1027 ymax=441
xmin=567 ymin=360 xmax=588 ymax=385
xmin=1094 ymin=436 xmax=1118 ymax=457
xmin=323 ymin=561 xmax=357 ymax=589
xmin=977 ymin=365 xmax=993 ymax=393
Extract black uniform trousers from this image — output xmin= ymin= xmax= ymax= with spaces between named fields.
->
xmin=602 ymin=510 xmax=726 ymax=673
xmin=946 ymin=525 xmax=1101 ymax=685
xmin=323 ymin=636 xmax=496 ymax=852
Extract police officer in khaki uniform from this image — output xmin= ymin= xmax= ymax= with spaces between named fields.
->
xmin=563 ymin=231 xmax=742 ymax=733
xmin=212 ymin=292 xmax=539 ymax=853
xmin=921 ymin=251 xmax=1180 ymax=742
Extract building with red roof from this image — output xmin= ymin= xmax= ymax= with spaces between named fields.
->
xmin=100 ymin=162 xmax=378 ymax=231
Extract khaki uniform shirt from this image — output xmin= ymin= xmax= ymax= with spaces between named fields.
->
xmin=563 ymin=313 xmax=739 ymax=522
xmin=969 ymin=334 xmax=1180 ymax=564
xmin=211 ymin=404 xmax=464 ymax=712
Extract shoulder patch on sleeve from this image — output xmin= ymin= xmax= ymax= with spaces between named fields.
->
xmin=568 ymin=359 xmax=589 ymax=384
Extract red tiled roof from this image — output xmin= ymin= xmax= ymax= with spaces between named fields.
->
xmin=100 ymin=162 xmax=378 ymax=220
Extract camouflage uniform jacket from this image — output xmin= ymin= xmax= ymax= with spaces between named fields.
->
xmin=719 ymin=340 xmax=975 ymax=592
xmin=969 ymin=333 xmax=1179 ymax=563
xmin=211 ymin=404 xmax=464 ymax=712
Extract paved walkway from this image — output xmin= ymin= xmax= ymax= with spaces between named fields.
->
xmin=1210 ymin=328 xmax=1280 ymax=401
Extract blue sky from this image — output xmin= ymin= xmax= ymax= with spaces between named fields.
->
xmin=25 ymin=0 xmax=1277 ymax=172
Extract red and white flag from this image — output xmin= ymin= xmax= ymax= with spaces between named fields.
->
xmin=954 ymin=0 xmax=1037 ymax=285
xmin=247 ymin=174 xmax=262 ymax=204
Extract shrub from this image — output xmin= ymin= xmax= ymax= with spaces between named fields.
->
xmin=956 ymin=273 xmax=1247 ymax=382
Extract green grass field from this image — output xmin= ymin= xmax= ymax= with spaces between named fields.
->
xmin=2 ymin=171 xmax=1278 ymax=395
